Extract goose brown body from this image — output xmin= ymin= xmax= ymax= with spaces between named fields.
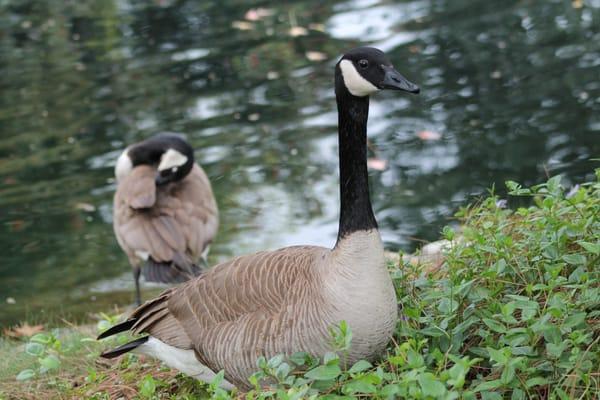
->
xmin=114 ymin=162 xmax=218 ymax=284
xmin=124 ymin=231 xmax=395 ymax=389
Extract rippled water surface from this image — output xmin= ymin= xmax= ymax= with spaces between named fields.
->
xmin=1 ymin=0 xmax=599 ymax=326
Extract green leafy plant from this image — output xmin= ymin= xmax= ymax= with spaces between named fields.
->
xmin=16 ymin=331 xmax=63 ymax=381
xmin=138 ymin=374 xmax=157 ymax=398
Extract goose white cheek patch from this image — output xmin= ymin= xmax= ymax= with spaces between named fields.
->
xmin=115 ymin=150 xmax=133 ymax=181
xmin=339 ymin=60 xmax=379 ymax=97
xmin=158 ymin=148 xmax=188 ymax=171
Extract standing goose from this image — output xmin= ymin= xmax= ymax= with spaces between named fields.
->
xmin=99 ymin=47 xmax=419 ymax=390
xmin=113 ymin=134 xmax=219 ymax=305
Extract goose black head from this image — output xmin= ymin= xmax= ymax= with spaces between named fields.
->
xmin=336 ymin=47 xmax=420 ymax=97
xmin=115 ymin=134 xmax=194 ymax=185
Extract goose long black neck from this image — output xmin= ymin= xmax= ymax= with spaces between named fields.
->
xmin=335 ymin=72 xmax=377 ymax=243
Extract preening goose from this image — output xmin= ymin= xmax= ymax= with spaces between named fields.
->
xmin=113 ymin=134 xmax=218 ymax=305
xmin=99 ymin=47 xmax=419 ymax=390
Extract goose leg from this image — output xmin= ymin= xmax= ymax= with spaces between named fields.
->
xmin=133 ymin=267 xmax=141 ymax=306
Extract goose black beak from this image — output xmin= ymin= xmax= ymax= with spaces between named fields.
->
xmin=381 ymin=65 xmax=420 ymax=94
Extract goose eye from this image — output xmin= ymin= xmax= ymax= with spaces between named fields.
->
xmin=358 ymin=59 xmax=369 ymax=69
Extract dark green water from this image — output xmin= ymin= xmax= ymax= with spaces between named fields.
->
xmin=1 ymin=0 xmax=599 ymax=327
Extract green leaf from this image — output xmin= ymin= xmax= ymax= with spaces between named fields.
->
xmin=343 ymin=378 xmax=377 ymax=394
xmin=525 ymin=377 xmax=549 ymax=388
xmin=563 ymin=312 xmax=587 ymax=329
xmin=562 ymin=254 xmax=586 ymax=265
xmin=554 ymin=388 xmax=570 ymax=400
xmin=519 ymin=303 xmax=538 ymax=321
xmin=419 ymin=326 xmax=446 ymax=337
xmin=500 ymin=364 xmax=515 ymax=385
xmin=210 ymin=370 xmax=225 ymax=389
xmin=474 ymin=379 xmax=503 ymax=392
xmin=417 ymin=373 xmax=446 ymax=397
xmin=542 ymin=325 xmax=562 ymax=344
xmin=304 ymin=364 xmax=341 ymax=381
xmin=311 ymin=378 xmax=338 ymax=392
xmin=506 ymin=181 xmax=531 ymax=195
xmin=482 ymin=318 xmax=506 ymax=333
xmin=442 ymin=226 xmax=456 ymax=241
xmin=25 ymin=342 xmax=45 ymax=357
xmin=16 ymin=369 xmax=35 ymax=381
xmin=511 ymin=388 xmax=526 ymax=400
xmin=546 ymin=342 xmax=565 ymax=358
xmin=381 ymin=384 xmax=400 ymax=399
xmin=289 ymin=352 xmax=310 ymax=366
xmin=407 ymin=349 xmax=424 ymax=368
xmin=546 ymin=175 xmax=563 ymax=195
xmin=486 ymin=347 xmax=508 ymax=365
xmin=39 ymin=355 xmax=60 ymax=372
xmin=578 ymin=241 xmax=600 ymax=255
xmin=348 ymin=360 xmax=372 ymax=374
xmin=438 ymin=298 xmax=459 ymax=314
xmin=323 ymin=352 xmax=339 ymax=365
xmin=267 ymin=354 xmax=284 ymax=369
xmin=275 ymin=362 xmax=291 ymax=380
xmin=30 ymin=333 xmax=51 ymax=344
xmin=481 ymin=392 xmax=503 ymax=400
xmin=256 ymin=356 xmax=267 ymax=369
xmin=139 ymin=375 xmax=156 ymax=398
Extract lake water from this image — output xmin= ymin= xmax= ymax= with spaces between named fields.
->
xmin=1 ymin=0 xmax=599 ymax=327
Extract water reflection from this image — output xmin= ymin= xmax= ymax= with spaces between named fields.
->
xmin=0 ymin=0 xmax=599 ymax=327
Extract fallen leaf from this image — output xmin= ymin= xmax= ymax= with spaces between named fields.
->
xmin=308 ymin=23 xmax=325 ymax=32
xmin=289 ymin=26 xmax=308 ymax=37
xmin=267 ymin=71 xmax=279 ymax=80
xmin=409 ymin=45 xmax=421 ymax=54
xmin=306 ymin=51 xmax=327 ymax=62
xmin=7 ymin=220 xmax=25 ymax=232
xmin=248 ymin=113 xmax=260 ymax=121
xmin=367 ymin=158 xmax=388 ymax=171
xmin=232 ymin=21 xmax=254 ymax=31
xmin=6 ymin=297 xmax=16 ymax=304
xmin=244 ymin=8 xmax=274 ymax=21
xmin=417 ymin=130 xmax=442 ymax=141
xmin=75 ymin=202 xmax=96 ymax=212
xmin=572 ymin=0 xmax=583 ymax=8
xmin=4 ymin=323 xmax=44 ymax=338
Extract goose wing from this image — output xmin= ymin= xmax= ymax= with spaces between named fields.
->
xmin=171 ymin=164 xmax=219 ymax=260
xmin=128 ymin=245 xmax=329 ymax=385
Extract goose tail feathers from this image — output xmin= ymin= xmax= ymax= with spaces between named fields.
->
xmin=97 ymin=318 xmax=136 ymax=340
xmin=143 ymin=259 xmax=202 ymax=284
xmin=99 ymin=336 xmax=148 ymax=359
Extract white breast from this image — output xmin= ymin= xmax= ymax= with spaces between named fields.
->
xmin=139 ymin=337 xmax=235 ymax=390
xmin=323 ymin=230 xmax=398 ymax=359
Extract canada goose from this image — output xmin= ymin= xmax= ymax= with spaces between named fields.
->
xmin=99 ymin=47 xmax=419 ymax=390
xmin=113 ymin=134 xmax=218 ymax=305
